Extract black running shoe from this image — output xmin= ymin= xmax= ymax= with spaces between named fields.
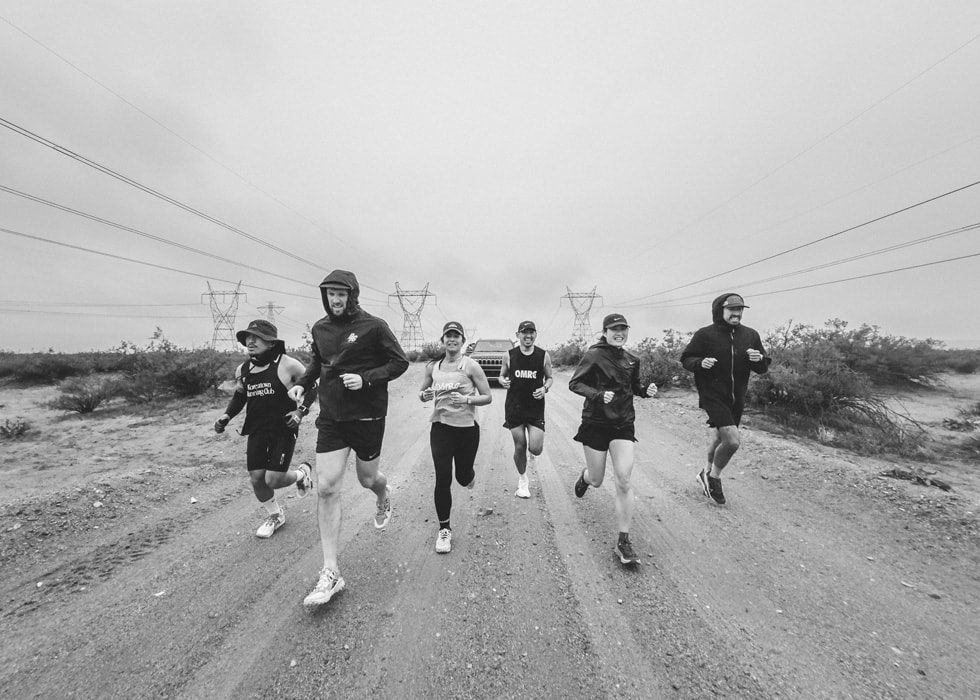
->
xmin=707 ymin=475 xmax=726 ymax=505
xmin=616 ymin=536 xmax=640 ymax=565
xmin=574 ymin=469 xmax=589 ymax=498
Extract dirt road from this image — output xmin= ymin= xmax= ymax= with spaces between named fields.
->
xmin=1 ymin=364 xmax=978 ymax=699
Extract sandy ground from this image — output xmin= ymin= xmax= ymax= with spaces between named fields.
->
xmin=1 ymin=366 xmax=978 ymax=699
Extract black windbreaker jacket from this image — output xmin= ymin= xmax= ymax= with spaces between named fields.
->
xmin=680 ymin=293 xmax=771 ymax=409
xmin=297 ymin=270 xmax=409 ymax=421
xmin=569 ymin=339 xmax=651 ymax=425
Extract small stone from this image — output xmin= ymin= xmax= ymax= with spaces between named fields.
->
xmin=290 ymin=659 xmax=298 ymax=668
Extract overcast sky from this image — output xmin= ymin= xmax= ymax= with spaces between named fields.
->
xmin=2 ymin=1 xmax=979 ymax=354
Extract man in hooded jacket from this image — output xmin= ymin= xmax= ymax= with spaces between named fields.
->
xmin=289 ymin=270 xmax=409 ymax=607
xmin=680 ymin=293 xmax=770 ymax=505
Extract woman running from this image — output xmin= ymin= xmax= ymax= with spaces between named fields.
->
xmin=418 ymin=321 xmax=492 ymax=553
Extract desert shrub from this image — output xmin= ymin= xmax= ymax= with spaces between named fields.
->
xmin=550 ymin=341 xmax=587 ymax=368
xmin=632 ymin=329 xmax=694 ymax=390
xmin=417 ymin=342 xmax=444 ymax=362
xmin=0 ymin=417 xmax=33 ymax=439
xmin=49 ymin=375 xmax=119 ymax=414
xmin=118 ymin=348 xmax=235 ymax=402
xmin=938 ymin=349 xmax=980 ymax=374
xmin=961 ymin=433 xmax=980 ymax=459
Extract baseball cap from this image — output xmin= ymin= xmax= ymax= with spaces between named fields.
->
xmin=442 ymin=321 xmax=465 ymax=336
xmin=517 ymin=320 xmax=536 ymax=333
xmin=602 ymin=313 xmax=630 ymax=329
xmin=236 ymin=319 xmax=279 ymax=345
xmin=722 ymin=294 xmax=750 ymax=309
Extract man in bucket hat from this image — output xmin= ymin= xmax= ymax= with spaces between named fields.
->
xmin=498 ymin=320 xmax=553 ymax=499
xmin=213 ymin=319 xmax=318 ymax=538
xmin=289 ymin=270 xmax=409 ymax=608
xmin=681 ymin=293 xmax=770 ymax=505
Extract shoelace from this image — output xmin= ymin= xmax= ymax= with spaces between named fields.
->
xmin=438 ymin=530 xmax=450 ymax=542
xmin=315 ymin=570 xmax=337 ymax=592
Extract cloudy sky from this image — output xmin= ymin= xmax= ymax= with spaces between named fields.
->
xmin=2 ymin=1 xmax=979 ymax=353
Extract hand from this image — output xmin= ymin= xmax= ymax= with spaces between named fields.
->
xmin=747 ymin=349 xmax=763 ymax=362
xmin=644 ymin=383 xmax=658 ymax=398
xmin=419 ymin=388 xmax=434 ymax=402
xmin=288 ymin=386 xmax=305 ymax=402
xmin=498 ymin=376 xmax=511 ymax=389
xmin=341 ymin=373 xmax=363 ymax=390
xmin=602 ymin=390 xmax=614 ymax=404
xmin=531 ymin=387 xmax=546 ymax=400
xmin=701 ymin=357 xmax=717 ymax=369
xmin=284 ymin=410 xmax=304 ymax=429
xmin=214 ymin=415 xmax=230 ymax=433
xmin=449 ymin=391 xmax=467 ymax=405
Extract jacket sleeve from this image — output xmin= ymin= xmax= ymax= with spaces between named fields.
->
xmin=750 ymin=331 xmax=771 ymax=375
xmin=680 ymin=330 xmax=707 ymax=373
xmin=297 ymin=337 xmax=322 ymax=391
xmin=569 ymin=351 xmax=602 ymax=401
xmin=360 ymin=322 xmax=409 ymax=386
xmin=630 ymin=356 xmax=649 ymax=397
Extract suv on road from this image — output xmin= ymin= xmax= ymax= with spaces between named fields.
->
xmin=467 ymin=339 xmax=514 ymax=383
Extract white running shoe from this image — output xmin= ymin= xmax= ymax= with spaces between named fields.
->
xmin=516 ymin=474 xmax=530 ymax=499
xmin=374 ymin=487 xmax=391 ymax=529
xmin=256 ymin=510 xmax=285 ymax=538
xmin=295 ymin=462 xmax=313 ymax=497
xmin=303 ymin=568 xmax=345 ymax=607
xmin=435 ymin=528 xmax=452 ymax=553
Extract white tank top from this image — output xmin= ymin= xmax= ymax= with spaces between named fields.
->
xmin=430 ymin=356 xmax=478 ymax=427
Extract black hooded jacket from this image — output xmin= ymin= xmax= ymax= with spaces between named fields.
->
xmin=569 ymin=338 xmax=651 ymax=426
xmin=680 ymin=292 xmax=770 ymax=409
xmin=297 ymin=270 xmax=409 ymax=421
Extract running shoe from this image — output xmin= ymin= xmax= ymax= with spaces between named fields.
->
xmin=256 ymin=510 xmax=285 ymax=538
xmin=295 ymin=462 xmax=313 ymax=497
xmin=516 ymin=474 xmax=530 ymax=499
xmin=707 ymin=475 xmax=726 ymax=505
xmin=435 ymin=528 xmax=452 ymax=553
xmin=303 ymin=567 xmax=346 ymax=608
xmin=615 ymin=536 xmax=640 ymax=565
xmin=374 ymin=487 xmax=391 ymax=529
xmin=697 ymin=469 xmax=710 ymax=498
xmin=574 ymin=469 xmax=590 ymax=498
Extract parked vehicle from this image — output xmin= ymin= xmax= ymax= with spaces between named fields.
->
xmin=468 ymin=338 xmax=513 ymax=383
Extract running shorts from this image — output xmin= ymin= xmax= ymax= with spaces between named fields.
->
xmin=700 ymin=396 xmax=743 ymax=428
xmin=316 ymin=416 xmax=386 ymax=461
xmin=572 ymin=422 xmax=636 ymax=451
xmin=246 ymin=431 xmax=297 ymax=472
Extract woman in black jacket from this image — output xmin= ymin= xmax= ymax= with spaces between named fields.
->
xmin=569 ymin=313 xmax=656 ymax=566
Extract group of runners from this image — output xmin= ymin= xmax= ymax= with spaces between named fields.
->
xmin=213 ymin=269 xmax=770 ymax=607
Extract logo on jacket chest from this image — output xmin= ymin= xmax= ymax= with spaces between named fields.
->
xmin=346 ymin=333 xmax=358 ymax=344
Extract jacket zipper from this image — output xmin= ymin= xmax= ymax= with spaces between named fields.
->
xmin=729 ymin=328 xmax=736 ymax=403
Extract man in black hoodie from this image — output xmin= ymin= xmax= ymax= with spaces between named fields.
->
xmin=289 ymin=270 xmax=409 ymax=607
xmin=680 ymin=293 xmax=770 ymax=505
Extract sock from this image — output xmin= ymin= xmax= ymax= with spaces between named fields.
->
xmin=618 ymin=531 xmax=629 ymax=543
xmin=261 ymin=497 xmax=281 ymax=516
xmin=439 ymin=520 xmax=451 ymax=531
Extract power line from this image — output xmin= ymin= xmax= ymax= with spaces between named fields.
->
xmin=0 ymin=13 xmax=367 ymax=258
xmin=619 ymin=178 xmax=980 ymax=305
xmin=0 ymin=226 xmax=319 ymax=300
xmin=620 ymin=222 xmax=980 ymax=308
xmin=638 ymin=31 xmax=980 ymax=254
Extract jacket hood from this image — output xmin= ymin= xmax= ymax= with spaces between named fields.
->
xmin=711 ymin=292 xmax=742 ymax=324
xmin=319 ymin=270 xmax=361 ymax=315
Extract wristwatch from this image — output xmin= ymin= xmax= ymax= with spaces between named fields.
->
xmin=298 ymin=404 xmax=310 ymax=415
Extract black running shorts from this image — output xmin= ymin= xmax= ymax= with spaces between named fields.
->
xmin=572 ymin=422 xmax=636 ymax=451
xmin=246 ymin=431 xmax=297 ymax=472
xmin=700 ymin=396 xmax=743 ymax=428
xmin=316 ymin=416 xmax=386 ymax=461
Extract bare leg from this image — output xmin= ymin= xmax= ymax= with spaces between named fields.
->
xmin=526 ymin=426 xmax=545 ymax=457
xmin=609 ymin=440 xmax=636 ymax=533
xmin=314 ymin=448 xmax=350 ymax=573
xmin=710 ymin=426 xmax=740 ymax=477
xmin=249 ymin=470 xmax=274 ymax=503
xmin=354 ymin=455 xmax=388 ymax=504
xmin=582 ymin=446 xmax=608 ymax=487
xmin=510 ymin=427 xmax=529 ymax=475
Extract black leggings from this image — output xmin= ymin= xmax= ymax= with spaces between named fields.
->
xmin=430 ymin=422 xmax=480 ymax=524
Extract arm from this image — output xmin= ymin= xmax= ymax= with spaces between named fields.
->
xmin=631 ymin=355 xmax=657 ymax=398
xmin=358 ymin=322 xmax=409 ymax=387
xmin=214 ymin=364 xmax=247 ymax=432
xmin=680 ymin=330 xmax=716 ymax=372
xmin=498 ymin=352 xmax=512 ymax=389
xmin=748 ymin=332 xmax=772 ymax=374
xmin=568 ymin=351 xmax=602 ymax=402
xmin=419 ymin=363 xmax=435 ymax=402
xmin=532 ymin=352 xmax=554 ymax=400
xmin=460 ymin=359 xmax=492 ymax=406
xmin=293 ymin=337 xmax=322 ymax=396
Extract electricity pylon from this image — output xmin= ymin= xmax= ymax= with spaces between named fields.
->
xmin=388 ymin=283 xmax=435 ymax=352
xmin=560 ymin=287 xmax=602 ymax=344
xmin=203 ymin=281 xmax=245 ymax=351
xmin=256 ymin=301 xmax=284 ymax=323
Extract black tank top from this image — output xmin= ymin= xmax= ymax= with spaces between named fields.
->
xmin=240 ymin=355 xmax=297 ymax=435
xmin=505 ymin=346 xmax=546 ymax=414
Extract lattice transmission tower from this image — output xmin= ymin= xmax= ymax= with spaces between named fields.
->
xmin=389 ymin=283 xmax=436 ymax=352
xmin=560 ymin=286 xmax=602 ymax=344
xmin=203 ymin=281 xmax=246 ymax=351
xmin=256 ymin=301 xmax=284 ymax=323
